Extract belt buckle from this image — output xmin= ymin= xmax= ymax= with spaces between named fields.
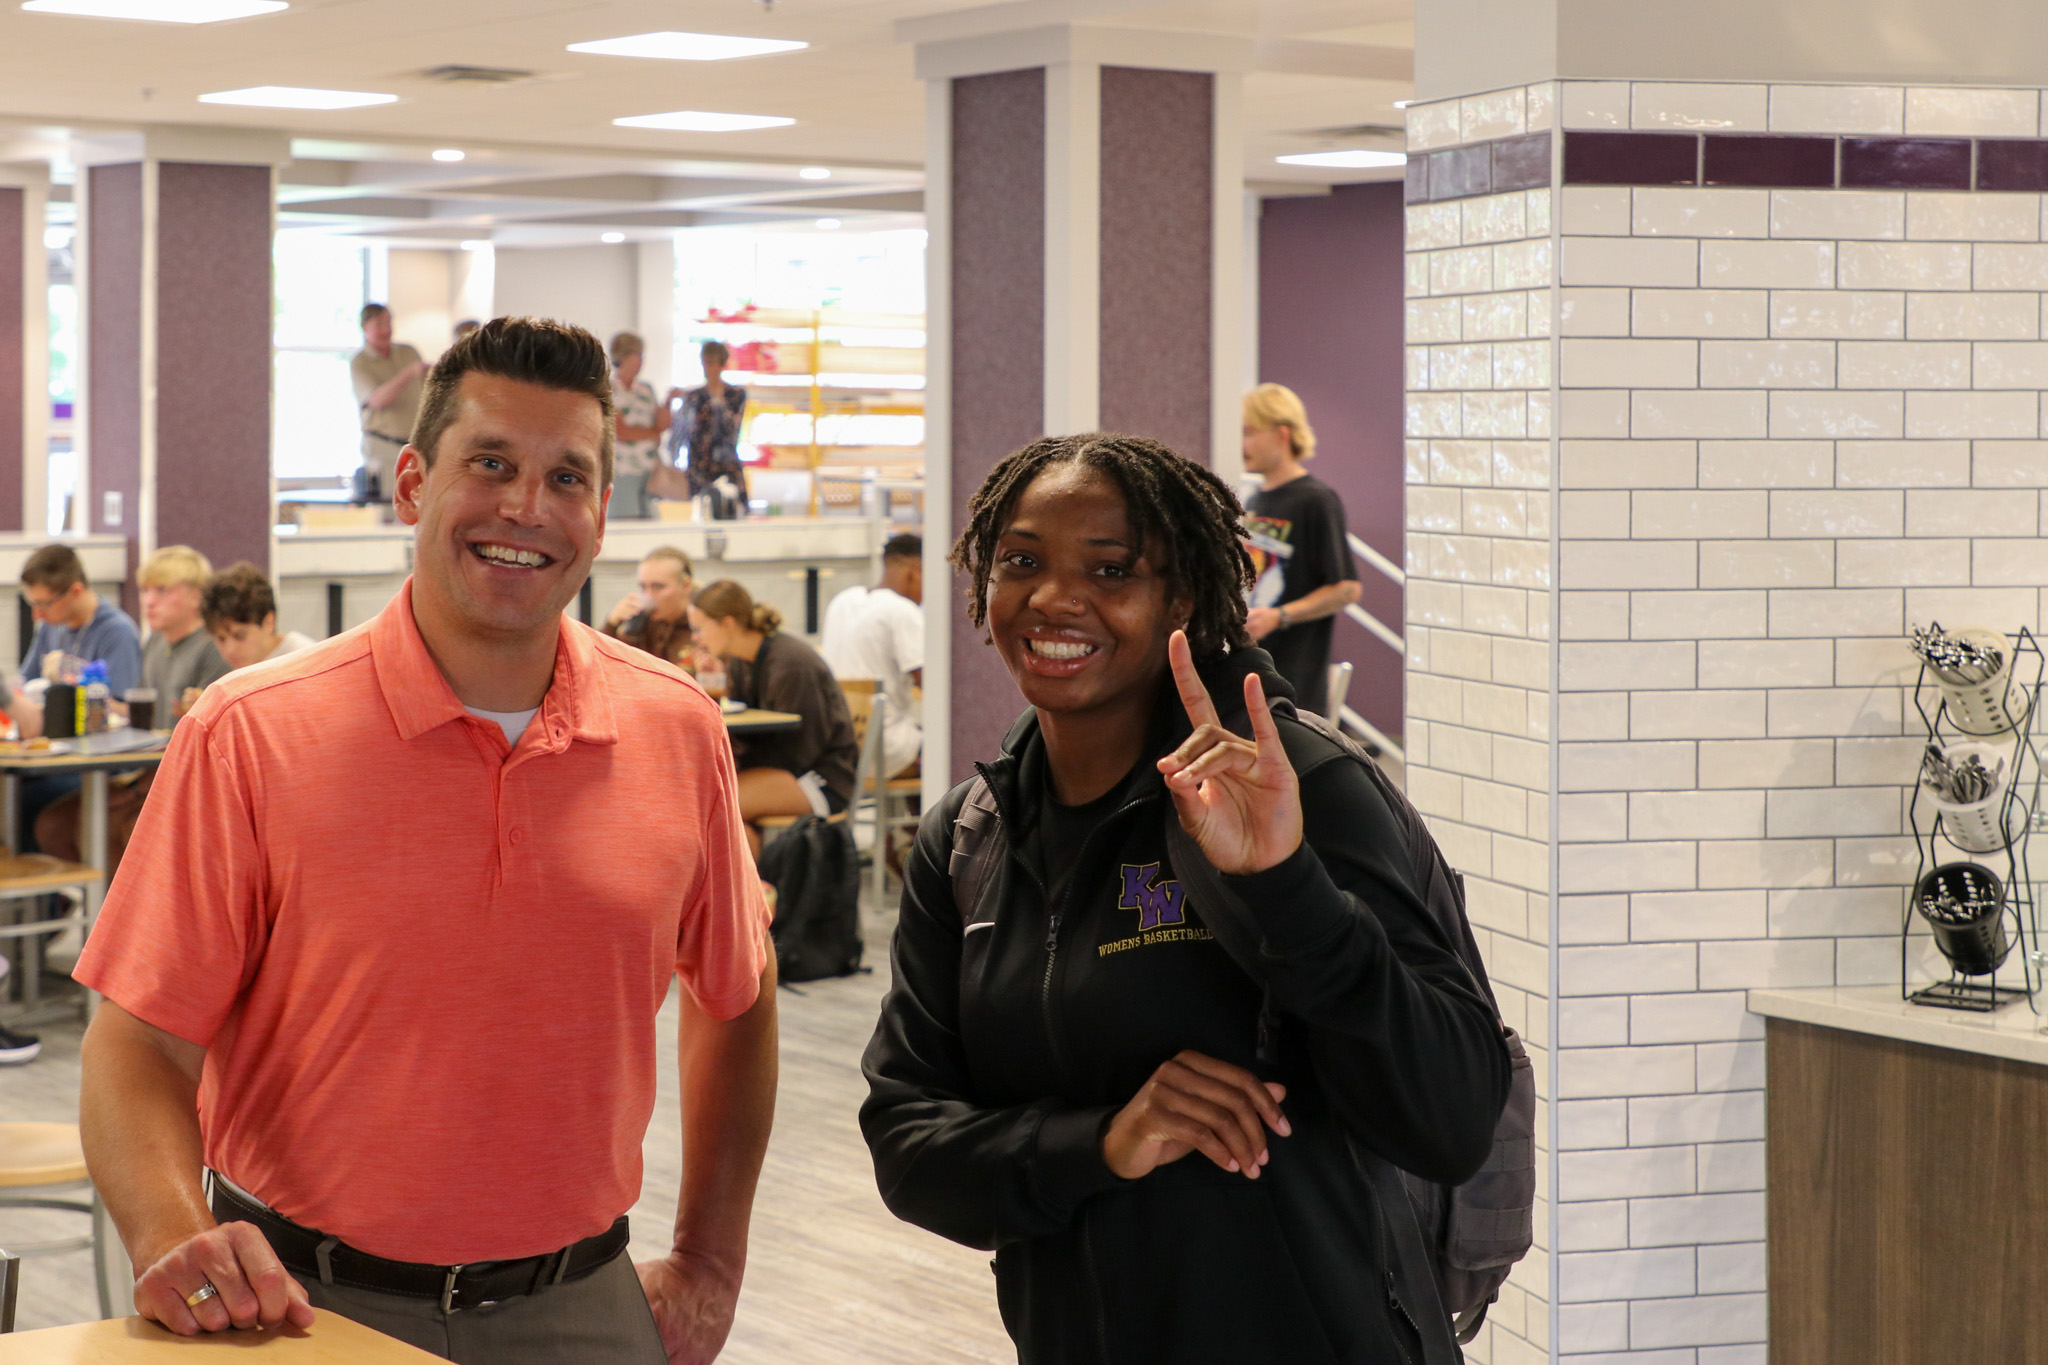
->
xmin=441 ymin=1266 xmax=463 ymax=1315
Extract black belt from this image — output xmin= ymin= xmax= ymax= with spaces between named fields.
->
xmin=208 ymin=1177 xmax=630 ymax=1313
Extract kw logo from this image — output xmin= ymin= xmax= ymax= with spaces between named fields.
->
xmin=1118 ymin=864 xmax=1188 ymax=931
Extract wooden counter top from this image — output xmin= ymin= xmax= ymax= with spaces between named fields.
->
xmin=0 ymin=1310 xmax=439 ymax=1361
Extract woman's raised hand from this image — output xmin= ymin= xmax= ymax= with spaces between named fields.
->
xmin=1155 ymin=630 xmax=1302 ymax=876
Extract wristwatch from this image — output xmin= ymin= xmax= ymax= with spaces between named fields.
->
xmin=1276 ymin=606 xmax=1292 ymax=629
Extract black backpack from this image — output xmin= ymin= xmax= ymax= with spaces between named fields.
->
xmin=759 ymin=815 xmax=863 ymax=983
xmin=950 ymin=712 xmax=1534 ymax=1345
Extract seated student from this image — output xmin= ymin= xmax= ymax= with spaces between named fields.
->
xmin=819 ymin=532 xmax=923 ymax=779
xmin=201 ymin=564 xmax=316 ymax=671
xmin=137 ymin=546 xmax=232 ymax=720
xmin=8 ymin=544 xmax=143 ymax=739
xmin=601 ymin=546 xmax=695 ymax=669
xmin=689 ymin=580 xmax=858 ymax=856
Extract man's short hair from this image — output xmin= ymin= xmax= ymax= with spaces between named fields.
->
xmin=21 ymin=544 xmax=85 ymax=594
xmin=700 ymin=340 xmax=731 ymax=366
xmin=610 ymin=331 xmax=644 ymax=365
xmin=360 ymin=302 xmax=391 ymax=327
xmin=201 ymin=562 xmax=277 ymax=630
xmin=410 ymin=316 xmax=617 ymax=488
xmin=138 ymin=545 xmax=213 ymax=593
xmin=643 ymin=545 xmax=693 ymax=581
xmin=882 ymin=533 xmax=922 ymax=562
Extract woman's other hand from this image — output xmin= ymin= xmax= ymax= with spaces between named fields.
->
xmin=1102 ymin=1050 xmax=1290 ymax=1180
xmin=1156 ymin=630 xmax=1302 ymax=876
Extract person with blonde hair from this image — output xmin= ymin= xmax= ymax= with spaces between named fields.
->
xmin=609 ymin=330 xmax=670 ymax=519
xmin=1240 ymin=383 xmax=1361 ymax=716
xmin=138 ymin=545 xmax=232 ymax=716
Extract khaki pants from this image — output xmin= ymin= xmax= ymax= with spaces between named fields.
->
xmin=291 ymin=1250 xmax=665 ymax=1364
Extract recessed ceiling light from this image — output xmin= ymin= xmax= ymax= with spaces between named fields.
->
xmin=200 ymin=86 xmax=397 ymax=110
xmin=601 ymin=232 xmax=625 ymax=244
xmin=1276 ymin=150 xmax=1408 ymax=169
xmin=431 ymin=148 xmax=465 ymax=162
xmin=614 ymin=110 xmax=794 ymax=133
xmin=799 ymin=166 xmax=831 ymax=180
xmin=23 ymin=0 xmax=286 ymax=20
xmin=568 ymin=30 xmax=807 ymax=61
xmin=459 ymin=239 xmax=490 ymax=251
xmin=816 ymin=218 xmax=841 ymax=231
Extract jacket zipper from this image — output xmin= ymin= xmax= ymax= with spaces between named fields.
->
xmin=1077 ymin=1214 xmax=1113 ymax=1365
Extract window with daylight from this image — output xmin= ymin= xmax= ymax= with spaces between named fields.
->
xmin=273 ymin=233 xmax=370 ymax=485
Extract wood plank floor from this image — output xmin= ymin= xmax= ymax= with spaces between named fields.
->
xmin=0 ymin=894 xmax=1016 ymax=1362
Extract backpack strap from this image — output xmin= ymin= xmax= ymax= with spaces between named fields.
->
xmin=948 ymin=773 xmax=1004 ymax=929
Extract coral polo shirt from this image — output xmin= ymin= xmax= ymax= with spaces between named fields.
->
xmin=75 ymin=580 xmax=770 ymax=1265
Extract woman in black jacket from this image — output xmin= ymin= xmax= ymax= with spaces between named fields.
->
xmin=860 ymin=433 xmax=1512 ymax=1365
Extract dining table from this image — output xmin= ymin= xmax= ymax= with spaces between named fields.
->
xmin=0 ymin=1310 xmax=442 ymax=1362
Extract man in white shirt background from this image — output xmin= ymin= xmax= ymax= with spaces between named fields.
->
xmin=820 ymin=533 xmax=923 ymax=779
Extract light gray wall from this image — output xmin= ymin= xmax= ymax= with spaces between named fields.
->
xmin=492 ymin=243 xmax=639 ymax=350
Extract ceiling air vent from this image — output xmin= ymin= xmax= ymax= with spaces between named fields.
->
xmin=416 ymin=65 xmax=544 ymax=86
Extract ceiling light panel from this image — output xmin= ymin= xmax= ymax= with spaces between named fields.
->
xmin=568 ymin=31 xmax=806 ymax=61
xmin=614 ymin=111 xmax=794 ymax=132
xmin=23 ymin=0 xmax=286 ymax=20
xmin=200 ymin=86 xmax=397 ymax=110
xmin=1277 ymin=150 xmax=1407 ymax=169
xmin=431 ymin=148 xmax=465 ymax=162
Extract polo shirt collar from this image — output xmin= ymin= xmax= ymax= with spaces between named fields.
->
xmin=371 ymin=578 xmax=618 ymax=749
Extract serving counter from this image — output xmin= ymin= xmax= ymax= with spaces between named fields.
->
xmin=1748 ymin=985 xmax=2048 ymax=1363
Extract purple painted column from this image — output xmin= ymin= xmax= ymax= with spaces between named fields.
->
xmin=0 ymin=185 xmax=25 ymax=533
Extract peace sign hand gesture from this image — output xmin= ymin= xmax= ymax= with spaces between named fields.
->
xmin=1156 ymin=631 xmax=1303 ymax=876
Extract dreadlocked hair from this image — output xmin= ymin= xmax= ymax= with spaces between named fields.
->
xmin=950 ymin=432 xmax=1255 ymax=661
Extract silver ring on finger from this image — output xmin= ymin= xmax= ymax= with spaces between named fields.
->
xmin=184 ymin=1281 xmax=219 ymax=1308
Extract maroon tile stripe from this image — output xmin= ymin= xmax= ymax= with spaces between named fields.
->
xmin=1409 ymin=128 xmax=2048 ymax=204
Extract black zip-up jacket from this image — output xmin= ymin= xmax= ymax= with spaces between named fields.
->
xmin=860 ymin=649 xmax=1512 ymax=1365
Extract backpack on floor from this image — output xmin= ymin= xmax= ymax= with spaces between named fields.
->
xmin=951 ymin=711 xmax=1535 ymax=1346
xmin=759 ymin=815 xmax=863 ymax=982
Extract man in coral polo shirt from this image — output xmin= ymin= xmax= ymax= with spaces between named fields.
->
xmin=75 ymin=318 xmax=778 ymax=1365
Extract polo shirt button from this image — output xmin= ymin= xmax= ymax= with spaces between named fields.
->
xmin=508 ymin=828 xmax=523 ymax=846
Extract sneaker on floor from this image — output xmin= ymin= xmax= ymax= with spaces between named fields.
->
xmin=0 ymin=1024 xmax=40 ymax=1065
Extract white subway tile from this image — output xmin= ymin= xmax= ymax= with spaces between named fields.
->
xmin=1431 ymin=723 xmax=1496 ymax=778
xmin=1836 ymin=536 xmax=1970 ymax=586
xmin=1408 ymin=764 xmax=1462 ymax=820
xmin=1833 ymin=733 xmax=1922 ymax=782
xmin=1558 ymin=741 xmax=1698 ymax=793
xmin=1561 ymin=690 xmax=1630 ymax=741
xmin=1839 ymin=241 xmax=1972 ymax=291
xmin=1697 ymin=638 xmax=1833 ymax=686
xmin=1631 ymin=990 xmax=1763 ymax=1044
xmin=1835 ymin=438 xmax=1970 ymax=486
xmin=1465 ymin=391 xmax=1531 ymax=437
xmin=1407 ymin=345 xmax=1433 ymax=391
xmin=1766 ymin=684 xmax=1904 ymax=736
xmin=1837 ymin=340 xmax=1968 ymax=389
xmin=1562 ymin=541 xmax=1698 ymax=590
xmin=1462 ymin=88 xmax=1528 ymax=142
xmin=1527 ymin=81 xmax=1557 ymax=132
xmin=1632 ymin=188 xmax=1769 ymax=238
xmin=1906 ymin=85 xmax=2039 ymax=137
xmin=1558 ymin=1199 xmax=1631 ymax=1252
xmin=1561 ymin=81 xmax=1631 ymax=129
xmin=1405 ymin=99 xmax=1463 ymax=150
xmin=1406 ymin=393 xmax=1460 ymax=437
xmin=1905 ymin=586 xmax=2040 ymax=631
xmin=1407 ymin=486 xmax=1463 ymax=532
xmin=1562 ymin=339 xmax=1699 ymax=389
xmin=1494 ymin=339 xmax=1551 ymax=389
xmin=1561 ymin=186 xmax=1632 ymax=236
xmin=1559 ymin=1097 xmax=1630 ymax=1150
xmin=1493 ymin=238 xmax=1553 ymax=290
xmin=1410 ymin=581 xmax=1461 ymax=630
xmin=1835 ymin=834 xmax=1919 ymax=887
xmin=1494 ymin=637 xmax=1550 ymax=688
xmin=1562 ymin=489 xmax=1631 ymax=538
xmin=1635 ymin=390 xmax=1770 ymax=439
xmin=1633 ymin=491 xmax=1768 ymax=539
xmin=1698 ymin=540 xmax=1836 ymax=589
xmin=1493 ymin=439 xmax=1553 ymax=487
xmin=1973 ymin=440 xmax=2048 ymax=486
xmin=1907 ymin=292 xmax=2040 ymax=340
xmin=1770 ymin=488 xmax=1904 ymax=537
xmin=1630 ymin=591 xmax=1768 ymax=642
xmin=1697 ymin=836 xmax=1834 ymax=888
xmin=1630 ymin=887 xmax=1766 ymax=939
xmin=1559 ymin=1246 xmax=1696 ymax=1303
xmin=1562 ymin=439 xmax=1699 ymax=489
xmin=1697 ymin=739 xmax=1833 ymax=789
xmin=1430 ymin=245 xmax=1494 ymax=295
xmin=1632 ymin=289 xmax=1770 ymax=339
xmin=1492 ymin=539 xmax=1552 ymax=589
xmin=1837 ymin=936 xmax=1901 ymax=987
xmin=1768 ymin=785 xmax=1903 ymax=837
xmin=1629 ymin=788 xmax=1767 ymax=842
xmin=1696 ymin=1136 xmax=1767 ymax=1191
xmin=1701 ymin=937 xmax=1838 ymax=988
xmin=1702 ymin=240 xmax=1833 ymax=289
xmin=1697 ymin=1243 xmax=1768 ymax=1297
xmin=1630 ymin=688 xmax=1768 ymax=740
xmin=1770 ymin=588 xmax=1904 ymax=639
xmin=1769 ymin=390 xmax=1905 ymax=440
xmin=1559 ymin=1301 xmax=1631 ymax=1354
xmin=1561 ymin=946 xmax=1699 ymax=999
xmin=1407 ymin=201 xmax=1464 ymax=251
xmin=1463 ymin=292 xmax=1529 ymax=341
xmin=1972 ymin=340 xmax=2048 ymax=389
xmin=1561 ymin=390 xmax=1630 ymax=439
xmin=1634 ymin=82 xmax=1767 ymax=131
xmin=1973 ymin=243 xmax=2048 ymax=290
xmin=1405 ymin=439 xmax=1428 ymax=483
xmin=1433 ymin=535 xmax=1492 ymax=582
xmin=1560 ymin=594 xmax=1632 ymax=643
xmin=1429 ymin=342 xmax=1492 ymax=391
xmin=1629 ymin=1190 xmax=1767 ymax=1246
xmin=1561 ymin=995 xmax=1631 ymax=1045
xmin=1907 ymin=192 xmax=2039 ymax=242
xmin=1907 ymin=487 xmax=2040 ymax=536
xmin=1974 ymin=538 xmax=2048 ymax=586
xmin=1698 ymin=440 xmax=1833 ymax=488
xmin=1560 ymin=286 xmax=1632 ymax=336
xmin=1561 ymin=792 xmax=1629 ymax=842
xmin=1768 ymin=84 xmax=1903 ymax=135
xmin=1463 ymin=488 xmax=1529 ymax=535
xmin=1558 ymin=1145 xmax=1696 ymax=1201
xmin=1495 ymin=733 xmax=1551 ymax=788
xmin=1628 ymin=1095 xmax=1766 ymax=1150
xmin=1563 ymin=237 xmax=1699 ymax=288
xmin=1557 ymin=1042 xmax=1699 ymax=1098
xmin=1769 ymin=290 xmax=1905 ymax=339
xmin=1528 ymin=186 xmax=1553 ymax=236
xmin=1769 ymin=886 xmax=1900 ymax=937
xmin=1405 ymin=253 xmax=1430 ymax=299
xmin=1833 ymin=634 xmax=1916 ymax=683
xmin=1699 ymin=340 xmax=1835 ymax=388
xmin=1630 ymin=1293 xmax=1767 ymax=1351
xmin=1906 ymin=390 xmax=2039 ymax=439
xmin=1769 ymin=188 xmax=1904 ymax=241
xmin=1466 ymin=680 xmax=1535 ymax=736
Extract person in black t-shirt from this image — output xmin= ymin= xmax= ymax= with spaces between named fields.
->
xmin=1241 ymin=383 xmax=1361 ymax=717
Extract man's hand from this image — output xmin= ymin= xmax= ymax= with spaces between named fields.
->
xmin=1102 ymin=1050 xmax=1290 ymax=1181
xmin=1245 ymin=605 xmax=1282 ymax=640
xmin=1156 ymin=630 xmax=1302 ymax=876
xmin=608 ymin=594 xmax=647 ymax=627
xmin=637 ymin=1250 xmax=741 ymax=1365
xmin=133 ymin=1221 xmax=314 ymax=1336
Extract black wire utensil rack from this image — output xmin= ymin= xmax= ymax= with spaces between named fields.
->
xmin=1904 ymin=624 xmax=2043 ymax=1012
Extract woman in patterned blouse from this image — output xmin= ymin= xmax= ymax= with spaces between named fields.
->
xmin=675 ymin=340 xmax=750 ymax=518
